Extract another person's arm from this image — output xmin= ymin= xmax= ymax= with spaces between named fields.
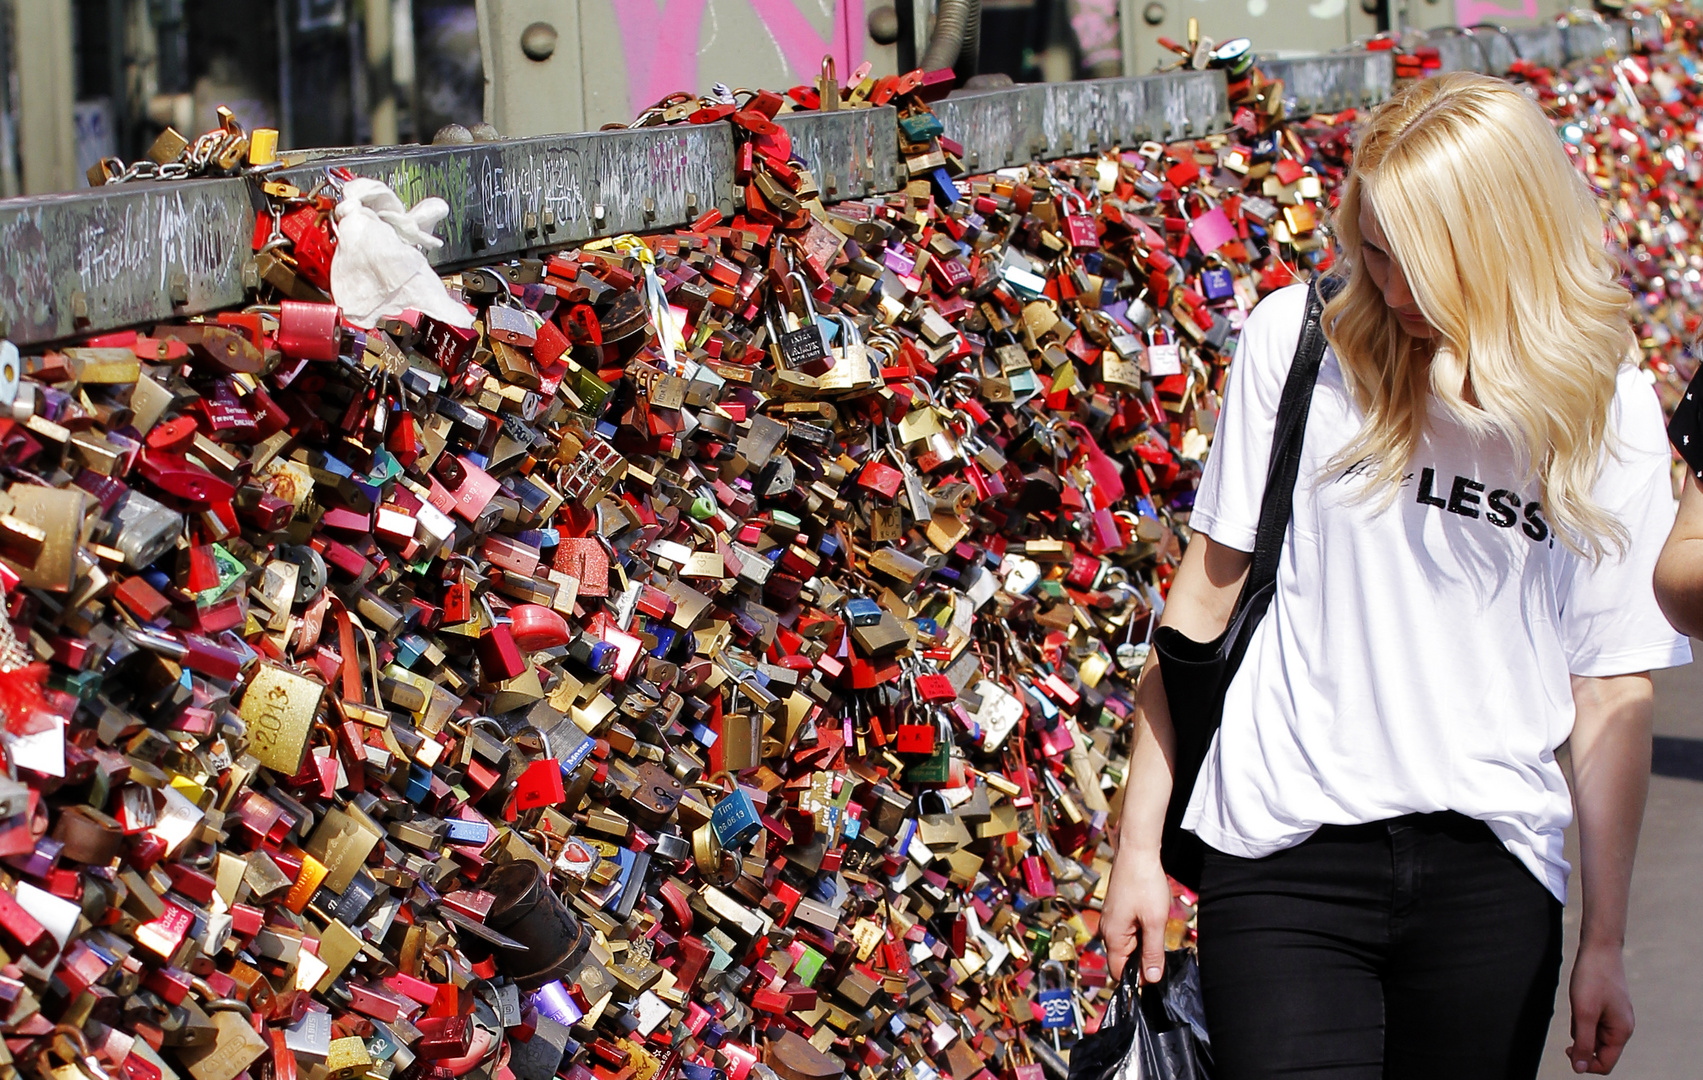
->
xmin=1653 ymin=473 xmax=1703 ymax=637
xmin=1101 ymin=534 xmax=1250 ymax=983
xmin=1564 ymin=672 xmax=1654 ymax=1076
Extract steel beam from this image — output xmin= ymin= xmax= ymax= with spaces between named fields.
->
xmin=931 ymin=85 xmax=1048 ymax=173
xmin=1259 ymin=50 xmax=1394 ymax=118
xmin=1430 ymin=32 xmax=1492 ymax=74
xmin=1562 ymin=20 xmax=1631 ymax=63
xmin=1094 ymin=69 xmax=1230 ymax=146
xmin=0 ymin=178 xmax=256 ymax=346
xmin=271 ymin=124 xmax=738 ymax=267
xmin=1510 ymin=27 xmax=1565 ymax=70
xmin=775 ymin=108 xmax=900 ymax=203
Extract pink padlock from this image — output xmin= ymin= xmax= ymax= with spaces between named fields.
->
xmin=1186 ymin=202 xmax=1239 ymax=255
xmin=276 ymin=300 xmax=343 ymax=361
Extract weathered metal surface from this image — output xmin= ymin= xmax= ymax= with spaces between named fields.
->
xmin=0 ymin=177 xmax=255 ymax=347
xmin=1562 ymin=20 xmax=1630 ymax=63
xmin=1091 ymin=70 xmax=1230 ymax=147
xmin=1259 ymin=50 xmax=1394 ymax=118
xmin=1471 ymin=27 xmax=1521 ymax=75
xmin=932 ymin=85 xmax=1048 ymax=172
xmin=776 ymin=108 xmax=899 ymax=202
xmin=1431 ymin=32 xmax=1491 ymax=74
xmin=1041 ymin=81 xmax=1109 ymax=158
xmin=1510 ymin=27 xmax=1565 ymax=70
xmin=273 ymin=124 xmax=738 ymax=265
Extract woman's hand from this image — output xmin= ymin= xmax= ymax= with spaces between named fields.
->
xmin=1567 ymin=941 xmax=1634 ymax=1074
xmin=1101 ymin=847 xmax=1174 ymax=984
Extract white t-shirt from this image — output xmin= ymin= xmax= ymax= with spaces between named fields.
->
xmin=1183 ymin=283 xmax=1691 ymax=901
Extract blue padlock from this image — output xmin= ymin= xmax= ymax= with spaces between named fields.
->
xmin=710 ymin=787 xmax=762 ymax=849
xmin=1037 ymin=960 xmax=1080 ymax=1048
xmin=1201 ymin=265 xmax=1237 ymax=302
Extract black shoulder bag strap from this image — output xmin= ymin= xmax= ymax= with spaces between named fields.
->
xmin=1244 ymin=276 xmax=1338 ymax=597
xmin=1155 ymin=276 xmax=1339 ymax=888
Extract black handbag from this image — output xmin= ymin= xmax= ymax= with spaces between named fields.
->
xmin=1155 ymin=277 xmax=1340 ymax=890
xmin=1066 ymin=950 xmax=1212 ymax=1080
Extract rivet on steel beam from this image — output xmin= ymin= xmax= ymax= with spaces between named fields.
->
xmin=520 ymin=22 xmax=558 ymax=62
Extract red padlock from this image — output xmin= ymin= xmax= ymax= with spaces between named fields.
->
xmin=915 ymin=673 xmax=957 ymax=703
xmin=476 ymin=623 xmax=527 ymax=682
xmin=858 ymin=460 xmax=905 ymax=499
xmin=1022 ymin=853 xmax=1056 ymax=898
xmin=512 ymin=758 xmax=565 ymax=812
xmin=894 ymin=723 xmax=936 ymax=754
xmin=442 ymin=581 xmax=471 ymax=624
xmin=276 ymin=300 xmax=342 ymax=361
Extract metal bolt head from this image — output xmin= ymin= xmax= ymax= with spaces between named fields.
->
xmin=867 ymin=4 xmax=900 ymax=45
xmin=1142 ymin=2 xmax=1165 ymax=25
xmin=520 ymin=22 xmax=558 ymax=62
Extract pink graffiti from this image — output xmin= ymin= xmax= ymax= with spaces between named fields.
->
xmin=746 ymin=0 xmax=865 ymax=80
xmin=1070 ymin=0 xmax=1121 ymax=69
xmin=612 ymin=0 xmax=711 ymax=112
xmin=611 ymin=0 xmax=861 ymax=116
xmin=1455 ymin=0 xmax=1538 ymax=27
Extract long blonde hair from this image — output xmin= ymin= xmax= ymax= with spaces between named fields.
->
xmin=1325 ymin=72 xmax=1633 ymax=559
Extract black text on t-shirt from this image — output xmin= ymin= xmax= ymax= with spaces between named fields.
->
xmin=1415 ymin=466 xmax=1549 ymax=543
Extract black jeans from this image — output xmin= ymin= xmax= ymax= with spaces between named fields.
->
xmin=1197 ymin=812 xmax=1563 ymax=1080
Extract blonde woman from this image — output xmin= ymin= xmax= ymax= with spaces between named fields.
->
xmin=1099 ymin=73 xmax=1689 ymax=1079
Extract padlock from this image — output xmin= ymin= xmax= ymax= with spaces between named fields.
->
xmin=770 ymin=271 xmax=835 ymax=377
xmin=1037 ymin=961 xmax=1079 ymax=1047
xmin=893 ymin=720 xmax=936 ymax=754
xmin=274 ymin=301 xmax=343 ymax=360
xmin=915 ymin=790 xmax=972 ymax=852
xmin=1144 ymin=326 xmax=1182 ymax=377
xmin=710 ymin=786 xmax=762 ymax=849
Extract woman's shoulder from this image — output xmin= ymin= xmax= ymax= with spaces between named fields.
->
xmin=1608 ymin=362 xmax=1669 ymax=458
xmin=1227 ymin=282 xmax=1315 ymax=394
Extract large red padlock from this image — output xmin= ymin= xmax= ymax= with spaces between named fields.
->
xmin=276 ymin=300 xmax=342 ymax=361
